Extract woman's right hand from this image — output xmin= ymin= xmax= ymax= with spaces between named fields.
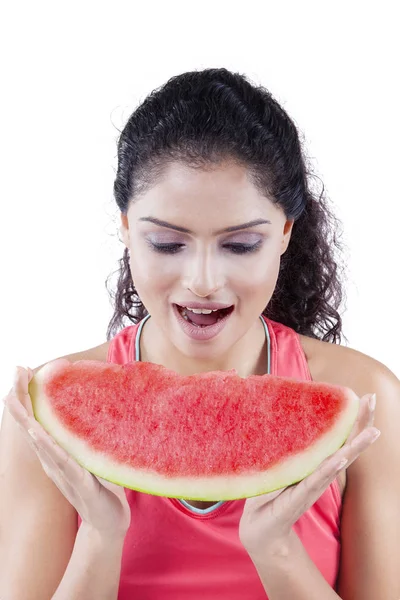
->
xmin=2 ymin=365 xmax=132 ymax=538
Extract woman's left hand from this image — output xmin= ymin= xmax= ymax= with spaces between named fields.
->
xmin=238 ymin=391 xmax=380 ymax=563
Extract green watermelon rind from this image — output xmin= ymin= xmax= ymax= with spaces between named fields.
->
xmin=29 ymin=359 xmax=359 ymax=501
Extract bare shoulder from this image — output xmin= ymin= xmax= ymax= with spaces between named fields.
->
xmin=33 ymin=340 xmax=111 ymax=374
xmin=298 ymin=333 xmax=397 ymax=393
xmin=298 ymin=339 xmax=400 ymax=597
xmin=299 ymin=333 xmax=400 ymax=502
xmin=0 ymin=339 xmax=111 ymax=598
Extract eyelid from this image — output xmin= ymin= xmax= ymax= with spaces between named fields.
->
xmin=147 ymin=233 xmax=184 ymax=244
xmin=146 ymin=233 xmax=264 ymax=247
xmin=223 ymin=233 xmax=263 ymax=244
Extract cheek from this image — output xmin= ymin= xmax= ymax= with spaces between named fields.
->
xmin=129 ymin=251 xmax=180 ymax=293
xmin=231 ymin=249 xmax=281 ymax=293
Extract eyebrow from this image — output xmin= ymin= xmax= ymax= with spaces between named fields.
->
xmin=138 ymin=217 xmax=271 ymax=234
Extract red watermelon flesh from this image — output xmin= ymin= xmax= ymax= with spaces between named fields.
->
xmin=28 ymin=358 xmax=359 ymax=500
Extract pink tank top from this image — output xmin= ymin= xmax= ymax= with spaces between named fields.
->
xmin=79 ymin=315 xmax=342 ymax=598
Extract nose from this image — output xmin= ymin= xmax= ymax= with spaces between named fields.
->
xmin=183 ymin=248 xmax=225 ymax=298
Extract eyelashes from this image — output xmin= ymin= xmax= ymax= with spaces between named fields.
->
xmin=148 ymin=241 xmax=263 ymax=255
xmin=226 ymin=241 xmax=263 ymax=254
xmin=150 ymin=243 xmax=183 ymax=254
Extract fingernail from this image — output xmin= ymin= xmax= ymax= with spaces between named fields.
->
xmin=369 ymin=393 xmax=376 ymax=411
xmin=336 ymin=458 xmax=348 ymax=471
xmin=371 ymin=429 xmax=381 ymax=442
xmin=42 ymin=463 xmax=52 ymax=478
xmin=28 ymin=428 xmax=37 ymax=441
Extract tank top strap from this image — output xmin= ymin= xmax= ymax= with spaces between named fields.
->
xmin=133 ymin=314 xmax=272 ymax=373
xmin=107 ymin=315 xmax=311 ymax=385
xmin=262 ymin=316 xmax=312 ymax=381
xmin=106 ymin=325 xmax=136 ymax=364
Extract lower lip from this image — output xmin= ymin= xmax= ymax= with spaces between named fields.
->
xmin=173 ymin=304 xmax=234 ymax=341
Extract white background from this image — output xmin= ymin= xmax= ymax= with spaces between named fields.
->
xmin=1 ymin=1 xmax=399 ymax=420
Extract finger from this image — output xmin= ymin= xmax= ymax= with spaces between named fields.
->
xmin=95 ymin=475 xmax=122 ymax=491
xmin=28 ymin=435 xmax=75 ymax=496
xmin=4 ymin=387 xmax=38 ymax=433
xmin=4 ymin=389 xmax=31 ymax=425
xmin=13 ymin=365 xmax=34 ymax=389
xmin=341 ymin=425 xmax=380 ymax=469
xmin=289 ymin=426 xmax=380 ymax=523
xmin=5 ymin=391 xmax=90 ymax=491
xmin=27 ymin=427 xmax=102 ymax=511
xmin=28 ymin=426 xmax=88 ymax=486
xmin=347 ymin=394 xmax=369 ymax=440
xmin=345 ymin=393 xmax=376 ymax=446
xmin=13 ymin=366 xmax=34 ymax=415
xmin=5 ymin=391 xmax=46 ymax=450
xmin=95 ymin=475 xmax=128 ymax=499
xmin=242 ymin=487 xmax=287 ymax=514
xmin=29 ymin=439 xmax=111 ymax=529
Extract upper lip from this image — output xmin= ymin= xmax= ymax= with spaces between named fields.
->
xmin=175 ymin=302 xmax=234 ymax=310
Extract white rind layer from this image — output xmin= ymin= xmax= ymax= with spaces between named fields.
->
xmin=30 ymin=359 xmax=359 ymax=501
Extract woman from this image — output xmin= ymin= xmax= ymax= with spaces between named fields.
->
xmin=1 ymin=68 xmax=399 ymax=600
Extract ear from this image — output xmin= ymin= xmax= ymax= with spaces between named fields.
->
xmin=120 ymin=212 xmax=130 ymax=248
xmin=281 ymin=219 xmax=294 ymax=255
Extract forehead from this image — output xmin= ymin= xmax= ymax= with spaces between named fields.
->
xmin=130 ymin=161 xmax=275 ymax=224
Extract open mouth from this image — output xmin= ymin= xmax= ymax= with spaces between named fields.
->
xmin=174 ymin=304 xmax=234 ymax=328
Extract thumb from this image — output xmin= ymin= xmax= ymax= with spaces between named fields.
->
xmin=14 ymin=366 xmax=34 ymax=415
xmin=95 ymin=475 xmax=128 ymax=497
xmin=244 ymin=487 xmax=288 ymax=511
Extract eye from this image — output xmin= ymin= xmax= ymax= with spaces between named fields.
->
xmin=150 ymin=242 xmax=184 ymax=254
xmin=148 ymin=240 xmax=263 ymax=255
xmin=223 ymin=241 xmax=262 ymax=254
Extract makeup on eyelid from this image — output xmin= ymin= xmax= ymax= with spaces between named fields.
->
xmin=145 ymin=232 xmax=265 ymax=246
xmin=145 ymin=235 xmax=264 ymax=255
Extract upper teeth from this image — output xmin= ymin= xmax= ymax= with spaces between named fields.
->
xmin=183 ymin=307 xmax=219 ymax=314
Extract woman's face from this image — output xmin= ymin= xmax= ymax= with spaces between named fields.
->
xmin=120 ymin=161 xmax=293 ymax=364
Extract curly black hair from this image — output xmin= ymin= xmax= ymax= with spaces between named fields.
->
xmin=105 ymin=68 xmax=348 ymax=344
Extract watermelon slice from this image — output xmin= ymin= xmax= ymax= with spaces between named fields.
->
xmin=28 ymin=358 xmax=359 ymax=501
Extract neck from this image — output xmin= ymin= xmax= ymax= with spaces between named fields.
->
xmin=139 ymin=316 xmax=268 ymax=377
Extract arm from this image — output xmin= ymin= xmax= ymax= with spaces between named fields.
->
xmin=0 ymin=342 xmax=113 ymax=600
xmin=52 ymin=524 xmax=125 ymax=600
xmin=0 ymin=403 xmax=127 ymax=600
xmin=337 ymin=362 xmax=400 ymax=599
xmin=248 ymin=361 xmax=400 ymax=600
xmin=251 ymin=530 xmax=341 ymax=599
xmin=0 ymin=402 xmax=78 ymax=600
